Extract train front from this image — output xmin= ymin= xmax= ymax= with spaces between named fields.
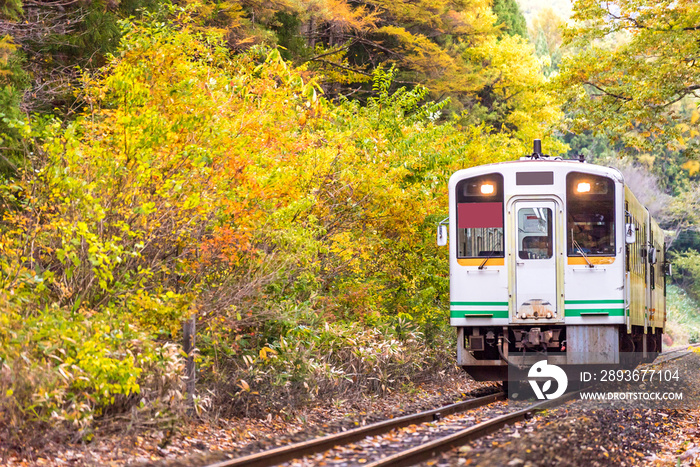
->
xmin=446 ymin=158 xmax=629 ymax=381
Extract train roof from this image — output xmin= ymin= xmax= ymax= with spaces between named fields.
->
xmin=449 ymin=159 xmax=625 ymax=186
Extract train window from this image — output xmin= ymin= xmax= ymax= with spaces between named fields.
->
xmin=625 ymin=204 xmax=630 ymax=271
xmin=518 ymin=208 xmax=553 ymax=259
xmin=456 ymin=174 xmax=504 ymax=258
xmin=566 ymin=172 xmax=615 ymax=256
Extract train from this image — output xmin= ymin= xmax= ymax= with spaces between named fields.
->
xmin=438 ymin=141 xmax=668 ymax=381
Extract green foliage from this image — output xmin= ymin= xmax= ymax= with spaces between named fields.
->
xmin=666 ymin=285 xmax=700 ymax=345
xmin=672 ymin=250 xmax=700 ymax=302
xmin=672 ymin=230 xmax=700 ymax=253
xmin=0 ymin=299 xmax=183 ymax=436
xmin=271 ymin=11 xmax=310 ymax=61
xmin=690 ymin=330 xmax=700 ymax=345
xmin=0 ymin=35 xmax=30 ymax=175
xmin=0 ymin=0 xmax=22 ymax=20
xmin=492 ymin=0 xmax=528 ymax=38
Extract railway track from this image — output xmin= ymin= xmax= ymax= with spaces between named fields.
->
xmin=359 ymin=392 xmax=579 ymax=467
xmin=206 ymin=391 xmax=505 ymax=467
xmin=652 ymin=343 xmax=700 ymax=365
xmin=204 ymin=390 xmax=575 ymax=467
xmin=199 ymin=345 xmax=698 ymax=467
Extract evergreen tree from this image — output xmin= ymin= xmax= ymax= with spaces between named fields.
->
xmin=492 ymin=0 xmax=528 ymax=38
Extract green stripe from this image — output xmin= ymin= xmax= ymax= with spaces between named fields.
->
xmin=565 ymin=308 xmax=625 ymax=317
xmin=450 ymin=310 xmax=509 ymax=319
xmin=450 ymin=301 xmax=509 ymax=306
xmin=564 ymin=299 xmax=624 ymax=304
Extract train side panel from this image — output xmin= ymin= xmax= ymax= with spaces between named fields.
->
xmin=624 ymin=186 xmax=649 ymax=329
xmin=650 ymin=219 xmax=666 ymax=331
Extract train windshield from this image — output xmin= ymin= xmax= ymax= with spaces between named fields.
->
xmin=566 ymin=172 xmax=615 ymax=256
xmin=456 ymin=174 xmax=504 ymax=258
xmin=518 ymin=208 xmax=553 ymax=259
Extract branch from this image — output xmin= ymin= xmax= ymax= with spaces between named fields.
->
xmin=660 ymin=85 xmax=700 ymax=108
xmin=23 ymin=0 xmax=84 ymax=6
xmin=303 ymin=44 xmax=353 ymax=64
xmin=338 ymin=34 xmax=403 ymax=59
xmin=310 ymin=58 xmax=373 ymax=77
xmin=0 ymin=149 xmax=19 ymax=171
xmin=604 ymin=3 xmax=647 ymax=29
xmin=584 ymin=81 xmax=632 ymax=101
xmin=310 ymin=59 xmax=419 ymax=87
xmin=604 ymin=4 xmax=700 ymax=32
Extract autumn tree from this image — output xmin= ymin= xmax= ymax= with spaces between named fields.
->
xmin=0 ymin=0 xmax=171 ymax=180
xmin=555 ymin=0 xmax=700 ymax=160
xmin=1 ymin=0 xmax=164 ymax=113
xmin=201 ymin=0 xmax=544 ymax=137
xmin=1 ymin=0 xmax=558 ymax=162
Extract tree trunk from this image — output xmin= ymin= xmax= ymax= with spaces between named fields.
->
xmin=183 ymin=316 xmax=196 ymax=412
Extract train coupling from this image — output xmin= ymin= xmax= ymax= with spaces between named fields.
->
xmin=514 ymin=328 xmax=561 ymax=350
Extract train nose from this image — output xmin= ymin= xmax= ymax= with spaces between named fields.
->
xmin=516 ymin=299 xmax=555 ymax=320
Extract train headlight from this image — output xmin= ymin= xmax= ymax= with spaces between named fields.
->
xmin=480 ymin=183 xmax=495 ymax=194
xmin=576 ymin=182 xmax=591 ymax=193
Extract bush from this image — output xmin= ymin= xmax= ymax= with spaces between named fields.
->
xmin=0 ymin=299 xmax=185 ymax=443
xmin=665 ymin=284 xmax=700 ymax=346
xmin=673 ymin=250 xmax=700 ymax=301
xmin=199 ymin=300 xmax=456 ymax=417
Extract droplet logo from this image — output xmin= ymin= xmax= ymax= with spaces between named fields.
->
xmin=528 ymin=360 xmax=568 ymax=400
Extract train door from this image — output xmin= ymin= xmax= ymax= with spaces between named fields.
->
xmin=513 ymin=200 xmax=558 ymax=320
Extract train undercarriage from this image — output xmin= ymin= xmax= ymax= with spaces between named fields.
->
xmin=458 ymin=325 xmax=664 ymax=382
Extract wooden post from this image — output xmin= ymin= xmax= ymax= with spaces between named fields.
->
xmin=183 ymin=316 xmax=196 ymax=412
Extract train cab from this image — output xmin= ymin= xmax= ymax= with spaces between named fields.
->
xmin=443 ymin=143 xmax=666 ymax=381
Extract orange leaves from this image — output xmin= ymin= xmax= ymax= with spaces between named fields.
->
xmin=199 ymin=226 xmax=253 ymax=270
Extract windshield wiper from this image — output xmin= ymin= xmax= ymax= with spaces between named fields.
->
xmin=479 ymin=254 xmax=492 ymax=270
xmin=572 ymin=239 xmax=594 ymax=268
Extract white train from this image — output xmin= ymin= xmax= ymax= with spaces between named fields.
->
xmin=438 ymin=141 xmax=667 ymax=380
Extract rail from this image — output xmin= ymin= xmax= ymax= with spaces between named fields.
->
xmin=206 ymin=391 xmax=505 ymax=467
xmin=365 ymin=390 xmax=579 ymax=467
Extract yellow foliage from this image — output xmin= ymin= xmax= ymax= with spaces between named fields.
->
xmin=259 ymin=346 xmax=276 ymax=360
xmin=0 ymin=8 xmax=569 ymax=435
xmin=638 ymin=153 xmax=655 ymax=168
xmin=682 ymin=161 xmax=700 ymax=177
xmin=0 ymin=35 xmax=18 ymax=63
